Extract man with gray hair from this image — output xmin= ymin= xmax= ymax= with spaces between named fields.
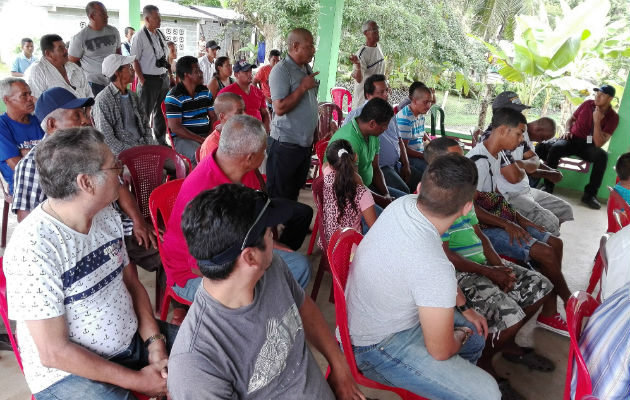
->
xmin=4 ymin=127 xmax=178 ymax=399
xmin=68 ymin=1 xmax=121 ymax=96
xmin=162 ymin=114 xmax=312 ymax=303
xmin=350 ymin=20 xmax=385 ymax=109
xmin=0 ymin=77 xmax=45 ymax=194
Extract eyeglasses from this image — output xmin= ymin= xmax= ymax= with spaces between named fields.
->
xmin=101 ymin=159 xmax=124 ymax=174
xmin=240 ymin=192 xmax=270 ymax=250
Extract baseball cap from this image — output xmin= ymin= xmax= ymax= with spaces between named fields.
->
xmin=594 ymin=84 xmax=615 ymax=98
xmin=233 ymin=60 xmax=253 ymax=73
xmin=206 ymin=40 xmax=220 ymax=50
xmin=102 ymin=54 xmax=136 ymax=78
xmin=492 ymin=91 xmax=531 ymax=112
xmin=35 ymin=88 xmax=94 ymax=122
xmin=196 ymin=192 xmax=292 ymax=267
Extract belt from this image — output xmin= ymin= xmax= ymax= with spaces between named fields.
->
xmin=144 ymin=73 xmax=167 ymax=78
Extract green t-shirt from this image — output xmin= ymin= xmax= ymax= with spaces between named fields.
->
xmin=441 ymin=209 xmax=486 ymax=264
xmin=325 ymin=118 xmax=380 ymax=186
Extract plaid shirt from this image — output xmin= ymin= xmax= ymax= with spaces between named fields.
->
xmin=12 ymin=144 xmax=134 ymax=235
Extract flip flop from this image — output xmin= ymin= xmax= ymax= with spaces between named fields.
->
xmin=502 ymin=347 xmax=555 ymax=372
xmin=497 ymin=379 xmax=525 ymax=400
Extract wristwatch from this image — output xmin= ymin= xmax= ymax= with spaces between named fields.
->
xmin=144 ymin=333 xmax=166 ymax=348
xmin=455 ymin=300 xmax=472 ymax=313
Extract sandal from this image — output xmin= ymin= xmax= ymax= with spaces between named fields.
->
xmin=497 ymin=379 xmax=525 ymax=400
xmin=502 ymin=347 xmax=555 ymax=372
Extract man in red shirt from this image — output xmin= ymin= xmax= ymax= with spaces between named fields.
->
xmin=253 ymin=49 xmax=281 ymax=107
xmin=218 ymin=60 xmax=271 ymax=133
xmin=544 ymin=85 xmax=619 ymax=209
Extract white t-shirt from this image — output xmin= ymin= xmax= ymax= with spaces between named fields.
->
xmin=466 ymin=143 xmax=502 ymax=192
xmin=69 ymin=25 xmax=121 ymax=85
xmin=4 ymin=204 xmax=136 ymax=394
xmin=345 ymin=195 xmax=458 ymax=346
xmin=352 ymin=44 xmax=385 ymax=109
xmin=496 ymin=130 xmax=534 ymax=196
xmin=198 ymin=55 xmax=215 ymax=86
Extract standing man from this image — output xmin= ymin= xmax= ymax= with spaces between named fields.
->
xmin=396 ymin=83 xmax=433 ymax=176
xmin=544 ymin=85 xmax=619 ymax=209
xmin=218 ymin=60 xmax=270 ymax=133
xmin=68 ymin=1 xmax=121 ymax=96
xmin=350 ymin=20 xmax=385 ymax=109
xmin=25 ymin=34 xmax=92 ymax=99
xmin=253 ymin=49 xmax=281 ymax=108
xmin=198 ymin=40 xmax=220 ymax=87
xmin=0 ymin=78 xmax=45 ymax=194
xmin=131 ymin=5 xmax=172 ymax=146
xmin=266 ymin=28 xmax=319 ymax=201
xmin=122 ymin=27 xmax=135 ymax=56
xmin=10 ymin=38 xmax=37 ymax=77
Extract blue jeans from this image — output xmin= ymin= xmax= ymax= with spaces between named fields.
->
xmin=482 ymin=226 xmax=551 ymax=262
xmin=34 ymin=321 xmax=178 ymax=400
xmin=409 ymin=157 xmax=428 ymax=177
xmin=353 ymin=312 xmax=500 ymax=400
xmin=172 ymin=249 xmax=311 ymax=302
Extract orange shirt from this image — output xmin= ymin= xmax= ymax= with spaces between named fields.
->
xmin=254 ymin=64 xmax=273 ymax=99
xmin=199 ymin=129 xmax=220 ymax=161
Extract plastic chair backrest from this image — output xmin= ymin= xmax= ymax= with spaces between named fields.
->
xmin=312 ymin=176 xmax=326 ymax=249
xmin=607 ymin=186 xmax=630 ymax=233
xmin=586 ymin=235 xmax=609 ymax=301
xmin=119 ymin=145 xmax=188 ymax=220
xmin=315 ymin=140 xmax=329 ymax=176
xmin=149 ymin=179 xmax=185 ymax=252
xmin=564 ymin=291 xmax=600 ymax=400
xmin=318 ymin=102 xmax=344 ymax=142
xmin=0 ymin=257 xmax=24 ymax=371
xmin=331 ymin=87 xmax=352 ymax=113
xmin=429 ymin=105 xmax=445 ymax=136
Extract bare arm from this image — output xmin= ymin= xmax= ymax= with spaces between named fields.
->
xmin=260 ymin=105 xmax=271 ymax=134
xmin=168 ymin=118 xmax=205 ymax=144
xmin=592 ymin=108 xmax=613 ymax=148
xmin=17 ymin=210 xmax=30 ymax=222
xmin=370 ymin=156 xmax=393 ymax=208
xmin=417 ymin=306 xmax=466 ymax=361
xmin=398 ymin=138 xmax=411 ymax=181
xmin=68 ymin=55 xmax=81 ymax=66
xmin=349 ymin=55 xmax=362 ymax=83
xmin=500 ymin=163 xmax=526 ymax=184
xmin=272 ymin=72 xmax=319 ymax=116
xmin=5 ymin=155 xmax=22 ymax=170
xmin=208 ymin=78 xmax=219 ymax=100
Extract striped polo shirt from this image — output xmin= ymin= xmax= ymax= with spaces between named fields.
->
xmin=441 ymin=209 xmax=486 ymax=264
xmin=165 ymin=83 xmax=213 ymax=138
xmin=396 ymin=105 xmax=426 ymax=152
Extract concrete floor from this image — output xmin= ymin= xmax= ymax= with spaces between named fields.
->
xmin=0 ymin=186 xmax=608 ymax=400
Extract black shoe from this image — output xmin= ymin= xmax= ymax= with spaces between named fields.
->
xmin=581 ymin=194 xmax=601 ymax=210
xmin=540 ymin=184 xmax=554 ymax=194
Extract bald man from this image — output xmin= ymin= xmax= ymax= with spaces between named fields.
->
xmin=266 ymin=28 xmax=319 ymax=202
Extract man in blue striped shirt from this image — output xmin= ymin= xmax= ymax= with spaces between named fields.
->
xmin=396 ymin=83 xmax=433 ymax=176
xmin=165 ymin=56 xmax=216 ymax=164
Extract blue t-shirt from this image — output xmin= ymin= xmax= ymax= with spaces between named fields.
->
xmin=0 ymin=113 xmax=45 ymax=193
xmin=614 ymin=184 xmax=630 ymax=206
xmin=11 ymin=53 xmax=37 ymax=74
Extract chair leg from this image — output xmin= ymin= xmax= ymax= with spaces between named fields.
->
xmin=307 ymin=213 xmax=319 ymax=255
xmin=2 ymin=200 xmax=8 ymax=248
xmin=310 ymin=255 xmax=327 ymax=301
xmin=159 ymin=290 xmax=172 ymax=322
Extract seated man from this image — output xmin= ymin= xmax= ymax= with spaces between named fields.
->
xmin=10 ymin=38 xmax=36 ymax=77
xmin=326 ymin=97 xmax=402 ymax=208
xmin=25 ymin=34 xmax=92 ymax=99
xmin=525 ymin=117 xmax=564 ymax=188
xmin=168 ymin=184 xmax=363 ymax=399
xmin=218 ymin=60 xmax=271 ymax=133
xmin=544 ymin=85 xmax=619 ymax=209
xmin=92 ymin=54 xmax=158 ymax=155
xmin=396 ymin=82 xmax=433 ymax=177
xmin=396 ymin=81 xmax=436 ymax=111
xmin=572 ymin=281 xmax=630 ymax=399
xmin=198 ymin=92 xmax=245 ymax=161
xmin=425 ymin=137 xmax=553 ymax=398
xmin=4 ymin=127 xmax=177 ymax=400
xmin=346 ymin=153 xmax=501 ymax=399
xmin=165 ymin=56 xmax=216 ymax=164
xmin=613 ymin=152 xmax=630 ymax=206
xmin=468 ymin=108 xmax=572 ymax=336
xmin=481 ymin=92 xmax=573 ymax=236
xmin=12 ymin=87 xmax=160 ymax=272
xmin=342 ymin=74 xmax=419 ymax=193
xmin=161 ymin=115 xmax=312 ymax=302
xmin=0 ymin=77 xmax=45 ymax=193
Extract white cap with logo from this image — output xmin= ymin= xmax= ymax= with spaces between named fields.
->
xmin=102 ymin=54 xmax=136 ymax=78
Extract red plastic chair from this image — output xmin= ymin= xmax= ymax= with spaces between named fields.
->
xmin=1 ymin=258 xmax=151 ymax=400
xmin=606 ymin=186 xmax=629 ymax=233
xmin=327 ymin=228 xmax=428 ymax=400
xmin=306 ymin=141 xmax=329 ymax=256
xmin=585 ymin=235 xmax=609 ymax=302
xmin=309 ymin=176 xmax=334 ymax=303
xmin=119 ymin=145 xmax=189 ymax=221
xmin=318 ymin=102 xmax=343 ymax=142
xmin=148 ymin=179 xmax=192 ymax=319
xmin=564 ymin=291 xmax=600 ymax=400
xmin=331 ymin=87 xmax=352 ymax=113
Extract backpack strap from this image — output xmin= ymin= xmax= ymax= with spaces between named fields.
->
xmin=469 ymin=154 xmax=493 ymax=190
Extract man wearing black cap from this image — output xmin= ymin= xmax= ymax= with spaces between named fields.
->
xmin=168 ymin=183 xmax=364 ymax=400
xmin=198 ymin=39 xmax=220 ymax=87
xmin=543 ymin=85 xmax=619 ymax=209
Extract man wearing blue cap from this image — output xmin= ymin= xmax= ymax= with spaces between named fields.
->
xmin=543 ymin=85 xmax=619 ymax=209
xmin=168 ymin=183 xmax=364 ymax=400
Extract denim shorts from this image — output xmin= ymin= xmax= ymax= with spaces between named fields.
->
xmin=482 ymin=226 xmax=551 ymax=262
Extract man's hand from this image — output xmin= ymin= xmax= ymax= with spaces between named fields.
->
xmin=593 ymin=107 xmax=604 ymax=124
xmin=133 ymin=219 xmax=158 ymax=249
xmin=400 ymin=163 xmax=411 ymax=183
xmin=560 ymin=131 xmax=573 ymax=140
xmin=518 ymin=217 xmax=545 ymax=233
xmin=486 ymin=266 xmax=516 ymax=292
xmin=132 ymin=361 xmax=168 ymax=397
xmin=349 ymin=55 xmax=360 ymax=65
xmin=300 ymin=72 xmax=320 ymax=91
xmin=461 ymin=308 xmax=488 ymax=339
xmin=503 ymin=221 xmax=532 ymax=246
xmin=328 ymin=363 xmax=366 ymax=400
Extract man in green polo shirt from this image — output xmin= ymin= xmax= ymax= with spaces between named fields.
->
xmin=326 ymin=97 xmax=401 ymax=207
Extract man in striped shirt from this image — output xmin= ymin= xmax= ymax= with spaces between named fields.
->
xmin=165 ymin=56 xmax=216 ymax=164
xmin=396 ymin=84 xmax=433 ymax=177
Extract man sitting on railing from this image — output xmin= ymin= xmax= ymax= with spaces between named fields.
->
xmin=542 ymin=85 xmax=619 ymax=209
xmin=396 ymin=83 xmax=433 ymax=177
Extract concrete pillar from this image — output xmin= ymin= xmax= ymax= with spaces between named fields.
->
xmin=313 ymin=0 xmax=344 ymax=102
xmin=120 ymin=0 xmax=141 ymax=31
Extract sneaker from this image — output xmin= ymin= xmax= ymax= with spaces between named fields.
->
xmin=581 ymin=194 xmax=601 ymax=210
xmin=536 ymin=313 xmax=569 ymax=337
